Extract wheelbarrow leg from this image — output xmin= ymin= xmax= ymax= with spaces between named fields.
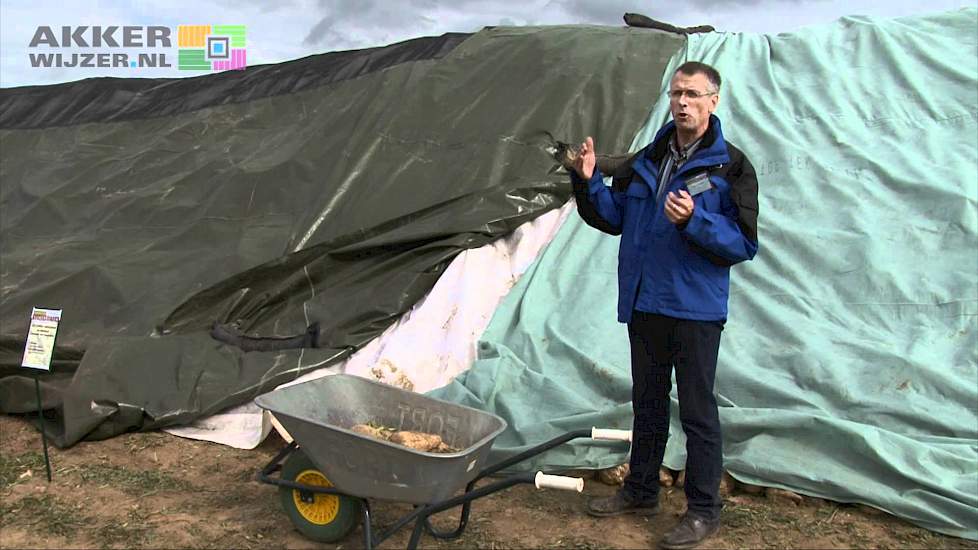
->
xmin=407 ymin=508 xmax=432 ymax=550
xmin=362 ymin=500 xmax=373 ymax=550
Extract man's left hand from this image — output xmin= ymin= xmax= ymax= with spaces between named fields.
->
xmin=664 ymin=190 xmax=694 ymax=226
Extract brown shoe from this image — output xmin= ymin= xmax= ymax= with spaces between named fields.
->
xmin=585 ymin=490 xmax=660 ymax=517
xmin=658 ymin=513 xmax=720 ymax=549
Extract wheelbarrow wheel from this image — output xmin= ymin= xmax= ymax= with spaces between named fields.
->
xmin=278 ymin=449 xmax=362 ymax=543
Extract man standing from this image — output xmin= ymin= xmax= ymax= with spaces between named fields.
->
xmin=570 ymin=61 xmax=759 ymax=549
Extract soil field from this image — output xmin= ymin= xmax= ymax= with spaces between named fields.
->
xmin=1 ymin=416 xmax=975 ymax=549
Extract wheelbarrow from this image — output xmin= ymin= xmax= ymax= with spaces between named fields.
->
xmin=255 ymin=374 xmax=632 ymax=549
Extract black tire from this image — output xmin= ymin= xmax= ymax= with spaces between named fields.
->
xmin=278 ymin=449 xmax=362 ymax=543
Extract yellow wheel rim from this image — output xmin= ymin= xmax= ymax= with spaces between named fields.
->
xmin=292 ymin=469 xmax=340 ymax=525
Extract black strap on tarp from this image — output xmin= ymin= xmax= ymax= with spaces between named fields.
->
xmin=210 ymin=321 xmax=320 ymax=351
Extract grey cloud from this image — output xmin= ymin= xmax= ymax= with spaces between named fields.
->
xmin=301 ymin=0 xmax=596 ymax=48
xmin=680 ymin=0 xmax=809 ymax=7
xmin=552 ymin=0 xmax=813 ymax=24
xmin=303 ymin=0 xmax=437 ymax=47
xmin=408 ymin=0 xmax=439 ymax=8
xmin=298 ymin=0 xmax=818 ymax=53
xmin=206 ymin=0 xmax=302 ymax=11
xmin=546 ymin=0 xmax=638 ymax=24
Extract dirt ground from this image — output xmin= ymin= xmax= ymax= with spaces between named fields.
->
xmin=1 ymin=415 xmax=975 ymax=550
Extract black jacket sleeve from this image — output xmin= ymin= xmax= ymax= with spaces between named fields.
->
xmin=726 ymin=144 xmax=759 ymax=245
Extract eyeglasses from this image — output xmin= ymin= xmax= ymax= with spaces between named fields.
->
xmin=666 ymin=89 xmax=717 ymax=100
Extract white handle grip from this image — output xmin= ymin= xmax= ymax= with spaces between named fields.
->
xmin=591 ymin=427 xmax=632 ymax=442
xmin=534 ymin=472 xmax=584 ymax=492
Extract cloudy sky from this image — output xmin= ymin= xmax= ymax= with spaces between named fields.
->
xmin=1 ymin=0 xmax=975 ymax=87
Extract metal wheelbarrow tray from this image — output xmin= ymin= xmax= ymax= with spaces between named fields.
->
xmin=255 ymin=374 xmax=632 ymax=549
xmin=255 ymin=373 xmax=507 ymax=504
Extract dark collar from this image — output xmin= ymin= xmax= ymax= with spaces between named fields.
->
xmin=647 ymin=116 xmax=720 ymax=164
xmin=669 ymin=134 xmax=703 ymax=162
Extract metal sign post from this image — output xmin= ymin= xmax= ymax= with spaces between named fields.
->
xmin=20 ymin=307 xmax=61 ymax=482
xmin=33 ymin=374 xmax=52 ymax=482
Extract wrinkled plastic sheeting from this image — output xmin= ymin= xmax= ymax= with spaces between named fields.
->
xmin=165 ymin=202 xmax=576 ymax=449
xmin=0 ymin=25 xmax=684 ymax=446
xmin=431 ymin=9 xmax=978 ymax=540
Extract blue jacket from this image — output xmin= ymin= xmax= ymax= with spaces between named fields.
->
xmin=572 ymin=116 xmax=759 ymax=323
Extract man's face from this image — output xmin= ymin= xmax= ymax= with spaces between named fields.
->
xmin=669 ymin=72 xmax=719 ymax=137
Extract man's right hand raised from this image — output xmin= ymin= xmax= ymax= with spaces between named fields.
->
xmin=573 ymin=136 xmax=596 ymax=180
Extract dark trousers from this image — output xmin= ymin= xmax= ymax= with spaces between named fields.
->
xmin=623 ymin=311 xmax=724 ymax=521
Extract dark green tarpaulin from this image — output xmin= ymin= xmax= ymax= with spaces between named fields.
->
xmin=0 ymin=26 xmax=685 ymax=446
